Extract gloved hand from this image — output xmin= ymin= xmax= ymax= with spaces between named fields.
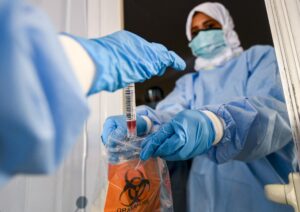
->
xmin=102 ymin=115 xmax=149 ymax=164
xmin=140 ymin=110 xmax=216 ymax=161
xmin=66 ymin=30 xmax=186 ymax=95
xmin=101 ymin=115 xmax=148 ymax=145
xmin=103 ymin=128 xmax=144 ymax=164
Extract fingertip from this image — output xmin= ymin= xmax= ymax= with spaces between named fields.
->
xmin=151 ymin=42 xmax=186 ymax=72
xmin=137 ymin=116 xmax=148 ymax=136
xmin=169 ymin=51 xmax=186 ymax=71
xmin=101 ymin=135 xmax=107 ymax=145
xmin=140 ymin=150 xmax=149 ymax=161
xmin=141 ymin=139 xmax=148 ymax=149
xmin=101 ymin=130 xmax=111 ymax=145
xmin=101 ymin=125 xmax=116 ymax=145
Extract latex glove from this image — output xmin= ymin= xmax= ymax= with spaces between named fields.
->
xmin=66 ymin=30 xmax=186 ymax=95
xmin=101 ymin=115 xmax=148 ymax=145
xmin=140 ymin=110 xmax=215 ymax=161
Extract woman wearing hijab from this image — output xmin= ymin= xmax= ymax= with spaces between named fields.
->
xmin=102 ymin=2 xmax=295 ymax=211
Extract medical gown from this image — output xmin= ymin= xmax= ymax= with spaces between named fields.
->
xmin=138 ymin=45 xmax=296 ymax=211
xmin=0 ymin=0 xmax=89 ymax=186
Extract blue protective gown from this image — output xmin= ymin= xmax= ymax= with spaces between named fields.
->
xmin=0 ymin=0 xmax=89 ymax=186
xmin=138 ymin=45 xmax=297 ymax=211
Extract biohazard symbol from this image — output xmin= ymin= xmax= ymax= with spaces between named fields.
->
xmin=119 ymin=169 xmax=150 ymax=207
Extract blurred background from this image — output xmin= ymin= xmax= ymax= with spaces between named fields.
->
xmin=124 ymin=0 xmax=273 ymax=106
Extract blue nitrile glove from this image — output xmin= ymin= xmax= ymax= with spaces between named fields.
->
xmin=65 ymin=30 xmax=186 ymax=95
xmin=101 ymin=115 xmax=149 ymax=164
xmin=104 ymin=129 xmax=143 ymax=164
xmin=101 ymin=115 xmax=148 ymax=145
xmin=140 ymin=110 xmax=215 ymax=161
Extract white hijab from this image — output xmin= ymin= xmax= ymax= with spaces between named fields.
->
xmin=186 ymin=2 xmax=243 ymax=71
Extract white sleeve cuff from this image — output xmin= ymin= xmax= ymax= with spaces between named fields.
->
xmin=58 ymin=35 xmax=95 ymax=95
xmin=141 ymin=115 xmax=153 ymax=134
xmin=202 ymin=110 xmax=224 ymax=145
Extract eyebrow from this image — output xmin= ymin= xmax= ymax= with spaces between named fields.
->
xmin=191 ymin=19 xmax=218 ymax=32
xmin=203 ymin=19 xmax=216 ymax=26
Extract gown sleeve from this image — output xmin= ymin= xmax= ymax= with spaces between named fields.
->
xmin=0 ymin=0 xmax=89 ymax=185
xmin=203 ymin=46 xmax=293 ymax=163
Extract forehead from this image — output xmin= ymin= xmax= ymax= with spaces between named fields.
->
xmin=191 ymin=12 xmax=217 ymax=26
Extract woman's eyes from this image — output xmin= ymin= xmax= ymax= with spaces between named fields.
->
xmin=206 ymin=24 xmax=216 ymax=29
xmin=191 ymin=22 xmax=221 ymax=38
xmin=192 ymin=31 xmax=199 ymax=38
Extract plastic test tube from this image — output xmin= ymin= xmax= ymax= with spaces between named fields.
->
xmin=123 ymin=83 xmax=137 ymax=138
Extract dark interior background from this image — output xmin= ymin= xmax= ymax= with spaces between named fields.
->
xmin=124 ymin=0 xmax=273 ymax=105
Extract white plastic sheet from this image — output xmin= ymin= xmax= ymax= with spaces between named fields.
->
xmin=265 ymin=0 xmax=300 ymax=166
xmin=0 ymin=0 xmax=124 ymax=211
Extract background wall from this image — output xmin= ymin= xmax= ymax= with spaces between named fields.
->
xmin=124 ymin=0 xmax=274 ymax=105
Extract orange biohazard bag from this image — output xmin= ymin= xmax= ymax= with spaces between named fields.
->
xmin=103 ymin=131 xmax=173 ymax=212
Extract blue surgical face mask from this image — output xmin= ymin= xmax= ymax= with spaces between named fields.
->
xmin=188 ymin=29 xmax=227 ymax=59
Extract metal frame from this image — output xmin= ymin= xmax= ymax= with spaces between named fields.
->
xmin=265 ymin=0 xmax=300 ymax=165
